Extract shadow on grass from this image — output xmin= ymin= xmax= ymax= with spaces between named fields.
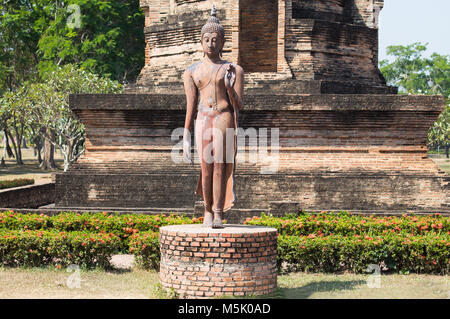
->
xmin=276 ymin=280 xmax=366 ymax=299
xmin=213 ymin=280 xmax=367 ymax=300
xmin=0 ymin=162 xmax=64 ymax=180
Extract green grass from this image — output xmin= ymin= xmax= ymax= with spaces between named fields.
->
xmin=429 ymin=153 xmax=450 ymax=175
xmin=0 ymin=267 xmax=447 ymax=299
xmin=0 ymin=148 xmax=64 ymax=184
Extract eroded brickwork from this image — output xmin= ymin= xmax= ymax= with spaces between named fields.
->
xmin=134 ymin=0 xmax=393 ymax=94
xmin=159 ymin=225 xmax=277 ymax=298
xmin=55 ymin=94 xmax=449 ymax=214
xmin=239 ymin=0 xmax=278 ymax=72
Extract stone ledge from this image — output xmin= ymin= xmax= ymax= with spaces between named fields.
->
xmin=0 ymin=183 xmax=55 ymax=209
xmin=160 ymin=224 xmax=277 ymax=234
xmin=69 ymin=93 xmax=445 ymax=112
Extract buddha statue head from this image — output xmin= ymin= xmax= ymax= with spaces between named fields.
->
xmin=200 ymin=5 xmax=225 ymax=57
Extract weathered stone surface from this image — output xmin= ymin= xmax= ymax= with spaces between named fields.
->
xmin=0 ymin=183 xmax=55 ymax=209
xmin=134 ymin=0 xmax=395 ymax=94
xmin=54 ymin=93 xmax=449 ymax=214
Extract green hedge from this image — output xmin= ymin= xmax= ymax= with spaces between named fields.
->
xmin=0 ymin=178 xmax=34 ymax=190
xmin=0 ymin=230 xmax=121 ymax=269
xmin=0 ymin=211 xmax=448 ymax=274
xmin=129 ymin=232 xmax=160 ymax=270
xmin=244 ymin=212 xmax=449 ymax=237
xmin=0 ymin=211 xmax=200 ymax=252
xmin=278 ymin=233 xmax=449 ymax=275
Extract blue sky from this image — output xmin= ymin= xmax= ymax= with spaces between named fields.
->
xmin=379 ymin=0 xmax=450 ymax=61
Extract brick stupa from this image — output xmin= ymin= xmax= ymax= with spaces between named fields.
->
xmin=55 ymin=0 xmax=449 ymax=218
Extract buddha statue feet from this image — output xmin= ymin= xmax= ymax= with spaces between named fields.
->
xmin=203 ymin=211 xmax=213 ymax=227
xmin=212 ymin=209 xmax=224 ymax=229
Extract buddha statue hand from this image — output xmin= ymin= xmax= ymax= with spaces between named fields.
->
xmin=224 ymin=64 xmax=236 ymax=90
xmin=182 ymin=128 xmax=193 ymax=164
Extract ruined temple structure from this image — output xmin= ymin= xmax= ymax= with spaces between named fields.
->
xmin=55 ymin=0 xmax=449 ymax=220
xmin=133 ymin=0 xmax=397 ymax=94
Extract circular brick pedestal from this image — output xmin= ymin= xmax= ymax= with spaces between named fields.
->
xmin=159 ymin=224 xmax=278 ymax=298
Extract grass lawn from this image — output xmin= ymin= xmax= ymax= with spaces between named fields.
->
xmin=0 ymin=147 xmax=64 ymax=184
xmin=430 ymin=154 xmax=450 ymax=175
xmin=0 ymin=267 xmax=447 ymax=299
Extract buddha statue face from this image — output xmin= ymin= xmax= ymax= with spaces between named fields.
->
xmin=201 ymin=32 xmax=224 ymax=57
xmin=200 ymin=5 xmax=225 ymax=58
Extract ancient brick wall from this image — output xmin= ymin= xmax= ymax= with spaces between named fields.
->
xmin=286 ymin=0 xmax=385 ymax=86
xmin=55 ymin=93 xmax=449 ymax=213
xmin=134 ymin=0 xmax=392 ymax=94
xmin=239 ymin=0 xmax=278 ymax=72
xmin=0 ymin=183 xmax=55 ymax=209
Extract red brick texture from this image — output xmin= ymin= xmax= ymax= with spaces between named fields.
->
xmin=159 ymin=225 xmax=278 ymax=298
xmin=55 ymin=94 xmax=449 ymax=215
xmin=135 ymin=0 xmax=393 ymax=94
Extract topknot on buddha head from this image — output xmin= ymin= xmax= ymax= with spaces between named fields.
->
xmin=201 ymin=5 xmax=225 ymax=41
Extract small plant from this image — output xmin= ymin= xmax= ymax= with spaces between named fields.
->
xmin=153 ymin=283 xmax=179 ymax=299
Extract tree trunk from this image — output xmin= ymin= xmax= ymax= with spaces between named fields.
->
xmin=33 ymin=136 xmax=43 ymax=164
xmin=3 ymin=129 xmax=14 ymax=158
xmin=22 ymin=137 xmax=27 ymax=148
xmin=7 ymin=130 xmax=23 ymax=165
xmin=40 ymin=128 xmax=57 ymax=170
xmin=64 ymin=139 xmax=75 ymax=172
xmin=14 ymin=130 xmax=24 ymax=165
xmin=446 ymin=144 xmax=449 ymax=159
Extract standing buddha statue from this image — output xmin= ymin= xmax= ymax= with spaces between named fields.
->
xmin=182 ymin=5 xmax=244 ymax=228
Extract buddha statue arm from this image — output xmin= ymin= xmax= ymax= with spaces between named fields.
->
xmin=183 ymin=68 xmax=198 ymax=131
xmin=182 ymin=68 xmax=198 ymax=164
xmin=226 ymin=64 xmax=244 ymax=111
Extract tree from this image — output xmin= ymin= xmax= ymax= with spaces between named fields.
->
xmin=0 ymin=88 xmax=34 ymax=165
xmin=26 ymin=64 xmax=123 ymax=171
xmin=428 ymin=106 xmax=450 ymax=158
xmin=1 ymin=0 xmax=55 ymax=167
xmin=37 ymin=0 xmax=145 ymax=83
xmin=1 ymin=1 xmax=142 ymax=167
xmin=1 ymin=0 xmax=145 ymax=85
xmin=0 ymin=0 xmax=44 ymax=93
xmin=380 ymin=43 xmax=450 ymax=155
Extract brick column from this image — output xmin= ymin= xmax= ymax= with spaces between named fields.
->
xmin=159 ymin=224 xmax=278 ymax=298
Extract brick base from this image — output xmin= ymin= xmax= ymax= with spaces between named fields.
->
xmin=159 ymin=224 xmax=278 ymax=298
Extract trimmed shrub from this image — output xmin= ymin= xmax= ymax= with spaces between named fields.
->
xmin=0 ymin=178 xmax=34 ymax=190
xmin=129 ymin=231 xmax=160 ymax=270
xmin=0 ymin=212 xmax=51 ymax=230
xmin=0 ymin=230 xmax=121 ymax=269
xmin=0 ymin=211 xmax=448 ymax=274
xmin=278 ymin=233 xmax=449 ymax=275
xmin=0 ymin=211 xmax=201 ymax=252
xmin=245 ymin=212 xmax=449 ymax=237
